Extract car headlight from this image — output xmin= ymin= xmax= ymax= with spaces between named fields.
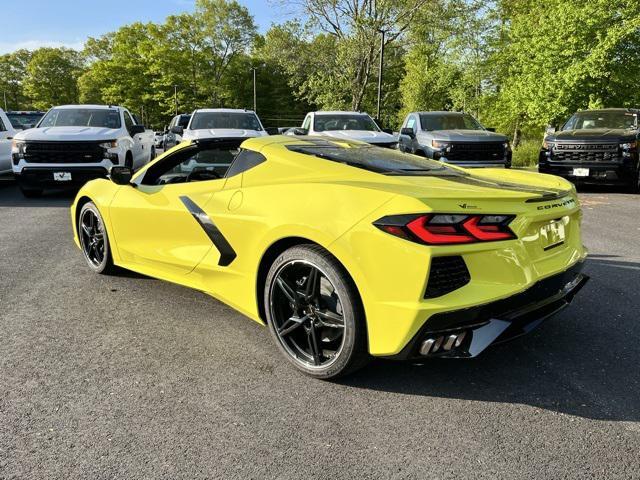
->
xmin=620 ymin=141 xmax=637 ymax=150
xmin=503 ymin=141 xmax=510 ymax=150
xmin=11 ymin=139 xmax=26 ymax=155
xmin=99 ymin=140 xmax=118 ymax=149
xmin=542 ymin=140 xmax=555 ymax=150
xmin=431 ymin=140 xmax=449 ymax=149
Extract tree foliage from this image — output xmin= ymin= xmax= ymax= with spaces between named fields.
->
xmin=1 ymin=0 xmax=638 ymax=136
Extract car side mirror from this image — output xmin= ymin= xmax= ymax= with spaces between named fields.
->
xmin=129 ymin=125 xmax=145 ymax=136
xmin=545 ymin=124 xmax=557 ymax=134
xmin=171 ymin=126 xmax=184 ymax=135
xmin=382 ymin=128 xmax=393 ymax=134
xmin=400 ymin=127 xmax=415 ymax=139
xmin=110 ymin=166 xmax=133 ymax=185
xmin=486 ymin=127 xmax=496 ymax=132
xmin=291 ymin=127 xmax=308 ymax=136
xmin=265 ymin=127 xmax=279 ymax=135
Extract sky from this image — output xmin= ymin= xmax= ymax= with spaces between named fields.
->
xmin=0 ymin=0 xmax=292 ymax=54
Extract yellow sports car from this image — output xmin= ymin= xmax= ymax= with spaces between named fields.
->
xmin=71 ymin=136 xmax=588 ymax=379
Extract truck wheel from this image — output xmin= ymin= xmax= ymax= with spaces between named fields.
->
xmin=150 ymin=146 xmax=156 ymax=160
xmin=631 ymin=167 xmax=640 ymax=194
xmin=125 ymin=152 xmax=133 ymax=169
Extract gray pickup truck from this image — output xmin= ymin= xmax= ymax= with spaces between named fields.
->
xmin=398 ymin=111 xmax=511 ymax=168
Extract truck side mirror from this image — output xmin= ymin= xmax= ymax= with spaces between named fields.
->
xmin=486 ymin=127 xmax=496 ymax=132
xmin=382 ymin=128 xmax=393 ymax=134
xmin=129 ymin=125 xmax=145 ymax=136
xmin=171 ymin=126 xmax=184 ymax=135
xmin=291 ymin=127 xmax=308 ymax=136
xmin=110 ymin=166 xmax=133 ymax=185
xmin=400 ymin=127 xmax=415 ymax=139
xmin=265 ymin=127 xmax=279 ymax=135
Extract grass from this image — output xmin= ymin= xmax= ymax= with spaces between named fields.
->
xmin=511 ymin=139 xmax=541 ymax=168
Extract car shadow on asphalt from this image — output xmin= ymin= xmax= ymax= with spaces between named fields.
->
xmin=341 ymin=256 xmax=640 ymax=423
xmin=0 ymin=180 xmax=76 ymax=207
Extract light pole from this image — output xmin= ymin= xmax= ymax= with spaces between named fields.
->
xmin=376 ymin=29 xmax=387 ymax=123
xmin=173 ymin=85 xmax=178 ymax=115
xmin=3 ymin=91 xmax=7 ymax=111
xmin=251 ymin=67 xmax=257 ymax=112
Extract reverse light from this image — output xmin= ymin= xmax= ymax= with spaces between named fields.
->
xmin=374 ymin=213 xmax=516 ymax=245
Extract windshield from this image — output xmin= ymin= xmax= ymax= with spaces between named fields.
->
xmin=286 ymin=139 xmax=459 ymax=176
xmin=313 ymin=114 xmax=380 ymax=132
xmin=419 ymin=113 xmax=483 ymax=131
xmin=39 ymin=108 xmax=121 ymax=129
xmin=7 ymin=113 xmax=44 ymax=129
xmin=563 ymin=111 xmax=638 ymax=130
xmin=189 ymin=112 xmax=262 ymax=131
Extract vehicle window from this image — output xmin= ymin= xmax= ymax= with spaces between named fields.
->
xmin=39 ymin=108 xmax=122 ymax=128
xmin=406 ymin=116 xmax=416 ymax=132
xmin=124 ymin=112 xmax=134 ymax=131
xmin=302 ymin=115 xmax=311 ymax=130
xmin=140 ymin=142 xmax=242 ymax=185
xmin=225 ymin=150 xmax=266 ymax=177
xmin=419 ymin=113 xmax=483 ymax=131
xmin=190 ymin=112 xmax=262 ymax=131
xmin=313 ymin=114 xmax=380 ymax=132
xmin=6 ymin=113 xmax=44 ymax=129
xmin=178 ymin=115 xmax=191 ymax=128
xmin=286 ymin=138 xmax=461 ymax=177
xmin=0 ymin=117 xmax=5 ymax=132
xmin=562 ymin=111 xmax=638 ymax=130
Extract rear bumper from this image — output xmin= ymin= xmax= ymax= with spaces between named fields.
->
xmin=384 ymin=261 xmax=588 ymax=360
xmin=15 ymin=166 xmax=108 ymax=188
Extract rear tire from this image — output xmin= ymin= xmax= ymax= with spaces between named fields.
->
xmin=264 ymin=244 xmax=369 ymax=379
xmin=125 ymin=152 xmax=133 ymax=169
xmin=78 ymin=202 xmax=116 ymax=275
xmin=630 ymin=167 xmax=640 ymax=193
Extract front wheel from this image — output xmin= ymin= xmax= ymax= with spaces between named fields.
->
xmin=264 ymin=245 xmax=369 ymax=379
xmin=78 ymin=202 xmax=115 ymax=274
xmin=630 ymin=167 xmax=640 ymax=193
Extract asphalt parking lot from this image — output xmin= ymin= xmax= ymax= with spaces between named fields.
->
xmin=1 ymin=180 xmax=639 ymax=479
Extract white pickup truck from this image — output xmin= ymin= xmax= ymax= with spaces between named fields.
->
xmin=0 ymin=108 xmax=18 ymax=177
xmin=12 ymin=104 xmax=155 ymax=197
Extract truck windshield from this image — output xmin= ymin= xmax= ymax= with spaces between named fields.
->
xmin=563 ymin=111 xmax=638 ymax=130
xmin=189 ymin=112 xmax=262 ymax=131
xmin=7 ymin=113 xmax=44 ymax=129
xmin=286 ymin=138 xmax=459 ymax=176
xmin=39 ymin=108 xmax=121 ymax=129
xmin=313 ymin=114 xmax=380 ymax=132
xmin=419 ymin=113 xmax=483 ymax=131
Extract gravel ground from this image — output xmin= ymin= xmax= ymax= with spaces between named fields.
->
xmin=0 ymin=180 xmax=639 ymax=479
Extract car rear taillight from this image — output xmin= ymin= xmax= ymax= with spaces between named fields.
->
xmin=374 ymin=214 xmax=516 ymax=245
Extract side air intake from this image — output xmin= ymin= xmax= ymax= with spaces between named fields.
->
xmin=424 ymin=256 xmax=470 ymax=299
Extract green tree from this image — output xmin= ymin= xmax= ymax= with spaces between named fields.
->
xmin=23 ymin=47 xmax=84 ymax=110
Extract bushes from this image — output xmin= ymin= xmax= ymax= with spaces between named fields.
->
xmin=512 ymin=139 xmax=541 ymax=168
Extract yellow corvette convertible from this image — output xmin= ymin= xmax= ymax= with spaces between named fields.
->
xmin=71 ymin=135 xmax=588 ymax=378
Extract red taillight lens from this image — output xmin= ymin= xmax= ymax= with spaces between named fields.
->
xmin=375 ymin=214 xmax=516 ymax=245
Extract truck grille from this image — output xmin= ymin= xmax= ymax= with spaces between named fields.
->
xmin=445 ymin=142 xmax=505 ymax=162
xmin=23 ymin=141 xmax=106 ymax=164
xmin=424 ymin=256 xmax=471 ymax=299
xmin=551 ymin=143 xmax=618 ymax=163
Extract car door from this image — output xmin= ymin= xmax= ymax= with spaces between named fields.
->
xmin=108 ymin=143 xmax=239 ymax=277
xmin=124 ymin=111 xmax=145 ymax=167
xmin=399 ymin=115 xmax=417 ymax=152
xmin=0 ymin=116 xmax=13 ymax=174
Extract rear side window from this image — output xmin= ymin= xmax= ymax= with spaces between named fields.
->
xmin=225 ymin=150 xmax=266 ymax=177
xmin=0 ymin=117 xmax=5 ymax=132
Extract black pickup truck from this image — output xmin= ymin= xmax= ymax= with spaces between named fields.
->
xmin=539 ymin=108 xmax=639 ymax=191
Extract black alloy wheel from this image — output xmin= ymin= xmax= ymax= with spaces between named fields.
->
xmin=78 ymin=202 xmax=115 ymax=274
xmin=265 ymin=245 xmax=368 ymax=379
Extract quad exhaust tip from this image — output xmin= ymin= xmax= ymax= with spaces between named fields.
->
xmin=419 ymin=331 xmax=467 ymax=356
